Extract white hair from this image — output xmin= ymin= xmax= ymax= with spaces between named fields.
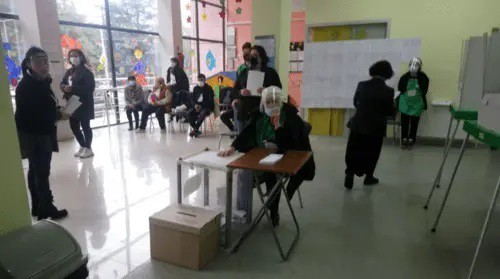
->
xmin=260 ymin=86 xmax=284 ymax=111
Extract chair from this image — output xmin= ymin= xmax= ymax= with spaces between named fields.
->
xmin=387 ymin=110 xmax=402 ymax=146
xmin=202 ymin=113 xmax=215 ymax=134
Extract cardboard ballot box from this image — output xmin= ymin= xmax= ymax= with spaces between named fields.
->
xmin=149 ymin=204 xmax=221 ymax=270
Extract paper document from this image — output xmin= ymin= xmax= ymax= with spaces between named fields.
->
xmin=247 ymin=70 xmax=265 ymax=96
xmin=63 ymin=95 xmax=81 ymax=115
xmin=184 ymin=151 xmax=243 ymax=169
xmin=259 ymin=154 xmax=283 ymax=165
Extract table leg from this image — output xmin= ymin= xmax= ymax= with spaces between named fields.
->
xmin=225 ymin=170 xmax=233 ymax=249
xmin=467 ymin=176 xmax=500 ymax=279
xmin=246 ymin=172 xmax=254 ymax=224
xmin=424 ymin=120 xmax=460 ymax=209
xmin=431 ymin=134 xmax=469 ymax=233
xmin=177 ymin=163 xmax=182 ymax=204
xmin=437 ymin=119 xmax=461 ymax=188
xmin=204 ymin=169 xmax=209 ymax=206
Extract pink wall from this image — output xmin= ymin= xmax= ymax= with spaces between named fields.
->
xmin=227 ymin=0 xmax=252 ymax=70
xmin=289 ymin=11 xmax=306 ymax=106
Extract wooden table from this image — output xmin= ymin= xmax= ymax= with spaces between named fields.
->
xmin=227 ymin=148 xmax=312 ymax=261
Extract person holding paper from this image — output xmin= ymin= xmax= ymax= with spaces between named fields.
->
xmin=124 ymin=76 xmax=145 ymax=131
xmin=16 ymin=47 xmax=68 ymax=220
xmin=218 ymin=87 xmax=315 ymax=227
xmin=397 ymin=57 xmax=430 ymax=149
xmin=60 ymin=49 xmax=96 ymax=159
xmin=221 ymin=45 xmax=282 ymax=132
xmin=137 ymin=77 xmax=173 ymax=132
xmin=345 ymin=60 xmax=395 ymax=189
xmin=188 ymin=74 xmax=215 ymax=137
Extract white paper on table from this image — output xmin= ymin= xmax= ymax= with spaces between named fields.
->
xmin=63 ymin=95 xmax=82 ymax=115
xmin=184 ymin=151 xmax=243 ymax=169
xmin=247 ymin=70 xmax=265 ymax=96
xmin=259 ymin=154 xmax=283 ymax=165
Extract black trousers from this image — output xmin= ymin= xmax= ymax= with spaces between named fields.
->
xmin=70 ymin=117 xmax=92 ymax=148
xmin=220 ymin=109 xmax=235 ymax=131
xmin=140 ymin=105 xmax=166 ymax=129
xmin=126 ymin=107 xmax=141 ymax=128
xmin=345 ymin=131 xmax=384 ymax=177
xmin=27 ymin=148 xmax=53 ymax=214
xmin=188 ymin=108 xmax=210 ymax=131
xmin=259 ymin=173 xmax=304 ymax=215
xmin=401 ymin=113 xmax=420 ymax=143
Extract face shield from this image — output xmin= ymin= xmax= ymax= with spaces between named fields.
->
xmin=261 ymin=86 xmax=283 ymax=117
xmin=409 ymin=57 xmax=422 ymax=75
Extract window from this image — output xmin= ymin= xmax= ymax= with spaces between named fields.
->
xmin=108 ymin=0 xmax=158 ymax=32
xmin=182 ymin=0 xmax=225 ymax=83
xmin=0 ymin=0 xmax=16 ymax=14
xmin=57 ymin=0 xmax=160 ymax=128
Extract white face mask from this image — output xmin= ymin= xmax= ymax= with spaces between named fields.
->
xmin=264 ymin=106 xmax=280 ymax=117
xmin=70 ymin=57 xmax=81 ymax=66
xmin=198 ymin=81 xmax=205 ymax=87
xmin=127 ymin=81 xmax=136 ymax=87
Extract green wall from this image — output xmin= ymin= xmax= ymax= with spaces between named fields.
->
xmin=252 ymin=0 xmax=291 ymax=95
xmin=306 ymin=0 xmax=500 ymax=102
xmin=0 ymin=36 xmax=30 ymax=235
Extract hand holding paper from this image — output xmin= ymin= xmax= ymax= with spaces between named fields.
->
xmin=247 ymin=70 xmax=265 ymax=96
xmin=62 ymin=95 xmax=82 ymax=116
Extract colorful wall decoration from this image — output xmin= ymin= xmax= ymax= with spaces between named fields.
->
xmin=4 ymin=43 xmax=21 ymax=87
xmin=206 ymin=50 xmax=217 ymax=71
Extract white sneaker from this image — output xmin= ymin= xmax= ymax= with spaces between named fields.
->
xmin=80 ymin=148 xmax=94 ymax=159
xmin=74 ymin=147 xmax=85 ymax=157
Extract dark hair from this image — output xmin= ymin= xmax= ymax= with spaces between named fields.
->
xmin=21 ymin=47 xmax=47 ymax=76
xmin=369 ymin=60 xmax=394 ymax=80
xmin=171 ymin=57 xmax=179 ymax=64
xmin=198 ymin=74 xmax=206 ymax=80
xmin=218 ymin=75 xmax=224 ymax=82
xmin=127 ymin=75 xmax=136 ymax=81
xmin=251 ymin=45 xmax=269 ymax=67
xmin=68 ymin=48 xmax=89 ymax=66
xmin=242 ymin=42 xmax=252 ymax=51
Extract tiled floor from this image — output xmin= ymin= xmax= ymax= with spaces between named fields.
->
xmin=39 ymin=125 xmax=500 ymax=279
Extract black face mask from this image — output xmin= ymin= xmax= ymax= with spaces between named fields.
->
xmin=250 ymin=56 xmax=259 ymax=68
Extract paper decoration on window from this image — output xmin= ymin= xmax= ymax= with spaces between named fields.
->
xmin=219 ymin=10 xmax=226 ymax=18
xmin=4 ymin=43 xmax=21 ymax=87
xmin=134 ymin=48 xmax=143 ymax=60
xmin=115 ymin=53 xmax=121 ymax=61
xmin=119 ymin=67 xmax=125 ymax=74
xmin=236 ymin=7 xmax=242 ymax=15
xmin=206 ymin=50 xmax=216 ymax=71
xmin=187 ymin=16 xmax=192 ymax=23
xmin=201 ymin=12 xmax=208 ymax=21
xmin=189 ymin=50 xmax=195 ymax=57
xmin=132 ymin=48 xmax=147 ymax=86
xmin=97 ymin=54 xmax=107 ymax=72
xmin=236 ymin=0 xmax=242 ymax=3
xmin=60 ymin=34 xmax=82 ymax=50
xmin=201 ymin=1 xmax=206 ymax=8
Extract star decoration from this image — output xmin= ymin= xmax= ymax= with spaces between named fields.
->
xmin=219 ymin=10 xmax=226 ymax=18
xmin=186 ymin=3 xmax=190 ymax=10
xmin=236 ymin=7 xmax=242 ymax=14
xmin=201 ymin=12 xmax=208 ymax=21
xmin=187 ymin=16 xmax=191 ymax=23
xmin=201 ymin=1 xmax=206 ymax=8
xmin=236 ymin=0 xmax=242 ymax=3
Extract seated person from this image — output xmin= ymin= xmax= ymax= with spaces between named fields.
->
xmin=137 ymin=77 xmax=172 ymax=132
xmin=218 ymin=86 xmax=315 ymax=227
xmin=124 ymin=76 xmax=145 ymax=131
xmin=170 ymin=89 xmax=192 ymax=123
xmin=188 ymin=74 xmax=214 ymax=137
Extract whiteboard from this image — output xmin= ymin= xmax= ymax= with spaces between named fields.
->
xmin=301 ymin=38 xmax=421 ymax=108
xmin=459 ymin=36 xmax=486 ymax=110
xmin=484 ymin=32 xmax=500 ymax=94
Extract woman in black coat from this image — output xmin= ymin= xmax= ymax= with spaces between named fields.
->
xmin=219 ymin=86 xmax=315 ymax=226
xmin=15 ymin=47 xmax=68 ymax=220
xmin=60 ymin=49 xmax=96 ymax=159
xmin=221 ymin=45 xmax=282 ymax=131
xmin=344 ymin=60 xmax=395 ymax=189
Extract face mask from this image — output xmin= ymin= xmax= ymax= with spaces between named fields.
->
xmin=250 ymin=56 xmax=259 ymax=68
xmin=171 ymin=62 xmax=177 ymax=68
xmin=264 ymin=106 xmax=280 ymax=117
xmin=70 ymin=57 xmax=81 ymax=66
xmin=127 ymin=81 xmax=136 ymax=87
xmin=243 ymin=53 xmax=251 ymax=62
xmin=198 ymin=81 xmax=205 ymax=87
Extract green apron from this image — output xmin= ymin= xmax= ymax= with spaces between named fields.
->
xmin=399 ymin=78 xmax=424 ymax=116
xmin=256 ymin=111 xmax=286 ymax=147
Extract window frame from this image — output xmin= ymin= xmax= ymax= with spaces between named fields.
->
xmin=182 ymin=0 xmax=226 ymax=77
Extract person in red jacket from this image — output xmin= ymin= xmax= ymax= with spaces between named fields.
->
xmin=137 ymin=77 xmax=173 ymax=132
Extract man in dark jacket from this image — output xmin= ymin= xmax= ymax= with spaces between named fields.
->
xmin=188 ymin=74 xmax=214 ymax=137
xmin=345 ymin=60 xmax=395 ymax=189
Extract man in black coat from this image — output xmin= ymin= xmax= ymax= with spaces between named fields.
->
xmin=188 ymin=74 xmax=214 ymax=137
xmin=345 ymin=60 xmax=395 ymax=189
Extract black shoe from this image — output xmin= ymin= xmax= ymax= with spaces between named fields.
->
xmin=271 ymin=212 xmax=280 ymax=227
xmin=364 ymin=176 xmax=379 ymax=186
xmin=128 ymin=126 xmax=134 ymax=131
xmin=38 ymin=205 xmax=68 ymax=221
xmin=189 ymin=130 xmax=195 ymax=137
xmin=344 ymin=173 xmax=354 ymax=190
xmin=195 ymin=130 xmax=202 ymax=137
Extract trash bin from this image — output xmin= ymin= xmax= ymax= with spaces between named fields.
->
xmin=0 ymin=220 xmax=88 ymax=279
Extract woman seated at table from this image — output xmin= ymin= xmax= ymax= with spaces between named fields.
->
xmin=218 ymin=86 xmax=315 ymax=227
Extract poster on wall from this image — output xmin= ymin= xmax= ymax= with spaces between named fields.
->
xmin=254 ymin=35 xmax=276 ymax=68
